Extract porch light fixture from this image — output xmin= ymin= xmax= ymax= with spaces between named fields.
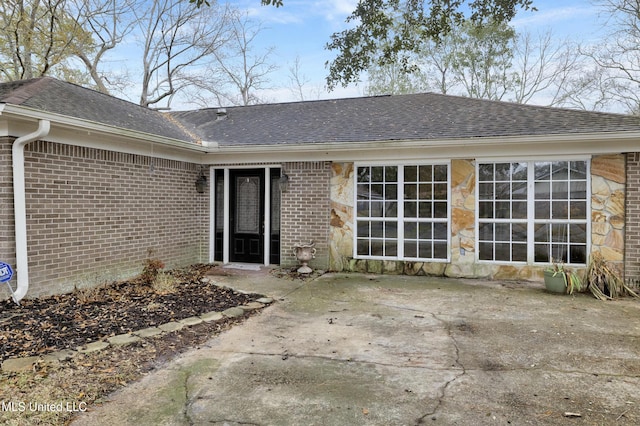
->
xmin=195 ymin=169 xmax=208 ymax=193
xmin=278 ymin=173 xmax=289 ymax=192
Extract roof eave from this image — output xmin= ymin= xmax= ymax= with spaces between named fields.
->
xmin=0 ymin=103 xmax=211 ymax=153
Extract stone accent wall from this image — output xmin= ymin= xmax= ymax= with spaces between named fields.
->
xmin=280 ymin=161 xmax=331 ymax=270
xmin=329 ymin=156 xmax=629 ymax=281
xmin=625 ymin=152 xmax=640 ymax=282
xmin=0 ymin=139 xmax=209 ymax=299
xmin=591 ymin=154 xmax=625 ymax=273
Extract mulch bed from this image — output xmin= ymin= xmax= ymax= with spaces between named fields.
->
xmin=0 ymin=264 xmax=263 ymax=362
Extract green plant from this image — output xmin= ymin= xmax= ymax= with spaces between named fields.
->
xmin=546 ymin=259 xmax=583 ymax=295
xmin=586 ymin=252 xmax=639 ymax=300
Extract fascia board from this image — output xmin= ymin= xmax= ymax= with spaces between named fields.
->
xmin=202 ymin=132 xmax=640 ymax=164
xmin=0 ymin=104 xmax=211 ymax=153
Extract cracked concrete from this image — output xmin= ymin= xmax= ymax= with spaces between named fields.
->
xmin=72 ymin=270 xmax=640 ymax=425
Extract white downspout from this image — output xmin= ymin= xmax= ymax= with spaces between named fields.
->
xmin=11 ymin=119 xmax=50 ymax=303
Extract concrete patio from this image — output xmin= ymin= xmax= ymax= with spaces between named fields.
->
xmin=71 ymin=269 xmax=640 ymax=425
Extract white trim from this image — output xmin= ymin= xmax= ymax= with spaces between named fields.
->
xmin=353 ymin=161 xmax=452 ymax=263
xmin=264 ymin=167 xmax=271 ymax=266
xmin=475 ymin=159 xmax=591 ymax=266
xmin=223 ymin=168 xmax=230 ymax=265
xmin=212 ymin=165 xmax=281 ymax=266
xmin=208 ymin=165 xmax=216 ymax=263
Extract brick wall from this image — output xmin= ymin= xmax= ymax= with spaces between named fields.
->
xmin=280 ymin=161 xmax=331 ymax=269
xmin=625 ymin=152 xmax=640 ymax=282
xmin=0 ymin=139 xmax=209 ymax=299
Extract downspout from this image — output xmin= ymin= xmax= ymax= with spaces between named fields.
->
xmin=11 ymin=119 xmax=50 ymax=303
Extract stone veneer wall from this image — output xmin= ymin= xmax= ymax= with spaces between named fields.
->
xmin=280 ymin=161 xmax=331 ymax=270
xmin=329 ymin=155 xmax=627 ymax=280
xmin=0 ymin=139 xmax=209 ymax=299
xmin=624 ymin=152 xmax=640 ymax=282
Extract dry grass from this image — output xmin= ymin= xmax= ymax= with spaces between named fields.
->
xmin=0 ymin=313 xmax=253 ymax=425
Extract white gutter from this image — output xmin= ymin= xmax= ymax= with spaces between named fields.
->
xmin=11 ymin=119 xmax=50 ymax=303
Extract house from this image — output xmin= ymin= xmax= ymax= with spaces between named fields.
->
xmin=1 ymin=76 xmax=640 ymax=301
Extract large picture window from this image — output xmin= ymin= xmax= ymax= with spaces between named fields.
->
xmin=356 ymin=164 xmax=449 ymax=261
xmin=477 ymin=160 xmax=589 ymax=265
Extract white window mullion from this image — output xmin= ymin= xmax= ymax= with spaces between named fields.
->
xmin=397 ymin=165 xmax=404 ymax=259
xmin=527 ymin=162 xmax=535 ymax=264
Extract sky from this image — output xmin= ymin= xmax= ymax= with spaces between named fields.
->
xmin=213 ymin=0 xmax=608 ymax=106
xmin=126 ymin=0 xmax=608 ymax=109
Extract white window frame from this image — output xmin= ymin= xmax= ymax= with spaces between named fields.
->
xmin=353 ymin=161 xmax=451 ymax=262
xmin=475 ymin=157 xmax=591 ymax=266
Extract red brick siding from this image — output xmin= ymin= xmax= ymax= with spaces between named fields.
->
xmin=626 ymin=152 xmax=640 ymax=281
xmin=280 ymin=161 xmax=331 ymax=269
xmin=1 ymin=139 xmax=209 ymax=298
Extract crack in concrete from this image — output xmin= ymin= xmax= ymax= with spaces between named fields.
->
xmin=182 ymin=370 xmax=195 ymax=426
xmin=415 ymin=313 xmax=467 ymax=424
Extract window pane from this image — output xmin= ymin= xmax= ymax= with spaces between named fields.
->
xmin=569 ymin=244 xmax=586 ymax=263
xmin=371 ymin=201 xmax=384 ymax=217
xmin=434 ymin=165 xmax=447 ymax=181
xmin=512 ymin=163 xmax=528 ymax=180
xmin=479 ymin=201 xmax=494 ymax=219
xmin=495 ymin=202 xmax=510 ymax=219
xmin=357 ymin=239 xmax=369 ymax=255
xmin=357 ymin=201 xmax=369 ymax=217
xmin=535 ymin=162 xmax=551 ymax=180
xmin=495 ymin=243 xmax=511 ymax=261
xmin=385 ymin=222 xmax=397 ymax=239
xmin=479 ymin=164 xmax=494 ymax=181
xmin=386 ymin=184 xmax=397 ymax=199
xmin=419 ymin=202 xmax=433 ymax=218
xmin=496 ymin=183 xmax=511 ymax=200
xmin=570 ymin=223 xmax=587 ymax=244
xmin=405 ymin=166 xmax=417 ymax=182
xmin=552 ymin=201 xmax=567 ymax=219
xmin=479 ymin=182 xmax=493 ymax=199
xmin=372 ymin=184 xmax=384 ymax=198
xmin=512 ymin=201 xmax=527 ymax=219
xmin=535 ymin=201 xmax=550 ymax=220
xmin=434 ymin=183 xmax=448 ymax=200
xmin=535 ymin=182 xmax=550 ymax=200
xmin=479 ymin=242 xmax=493 ymax=260
xmin=534 ymin=223 xmax=549 ymax=242
xmin=371 ymin=167 xmax=384 ymax=182
xmin=495 ymin=163 xmax=511 ymax=181
xmin=385 ymin=241 xmax=397 ymax=256
xmin=419 ymin=165 xmax=433 ymax=181
xmin=512 ymin=182 xmax=527 ymax=199
xmin=479 ymin=223 xmax=494 ymax=240
xmin=512 ymin=223 xmax=527 ymax=242
xmin=370 ymin=239 xmax=384 ymax=256
xmin=570 ymin=161 xmax=587 ymax=179
xmin=405 ymin=184 xmax=417 ymax=199
xmin=495 ymin=223 xmax=511 ymax=241
xmin=419 ymin=241 xmax=432 ymax=258
xmin=385 ymin=202 xmax=397 ymax=217
xmin=513 ymin=243 xmax=527 ymax=262
xmin=552 ymin=182 xmax=568 ymax=199
xmin=405 ymin=222 xmax=417 ymax=239
xmin=405 ymin=241 xmax=417 ymax=258
xmin=419 ymin=183 xmax=432 ymax=199
xmin=419 ymin=222 xmax=432 ymax=239
xmin=371 ymin=222 xmax=383 ymax=238
xmin=434 ymin=202 xmax=447 ymax=218
xmin=357 ymin=222 xmax=369 ymax=238
xmin=535 ymin=244 xmax=549 ymax=263
xmin=357 ymin=167 xmax=370 ymax=183
xmin=570 ymin=181 xmax=587 ymax=200
xmin=434 ymin=223 xmax=448 ymax=240
xmin=434 ymin=242 xmax=448 ymax=259
xmin=385 ymin=166 xmax=398 ymax=182
xmin=570 ymin=201 xmax=586 ymax=220
xmin=405 ymin=201 xmax=417 ymax=217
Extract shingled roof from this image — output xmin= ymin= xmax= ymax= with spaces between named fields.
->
xmin=0 ymin=77 xmax=195 ymax=142
xmin=171 ymin=92 xmax=640 ymax=146
xmin=3 ymin=77 xmax=640 ymax=148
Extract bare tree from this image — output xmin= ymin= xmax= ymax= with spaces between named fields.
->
xmin=207 ymin=9 xmax=278 ymax=106
xmin=581 ymin=0 xmax=640 ymax=113
xmin=68 ymin=0 xmax=139 ymax=94
xmin=0 ymin=0 xmax=91 ymax=81
xmin=135 ymin=0 xmax=232 ymax=108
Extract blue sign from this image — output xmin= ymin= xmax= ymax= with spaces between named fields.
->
xmin=0 ymin=262 xmax=14 ymax=283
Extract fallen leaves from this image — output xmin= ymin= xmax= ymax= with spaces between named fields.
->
xmin=0 ymin=264 xmax=262 ymax=362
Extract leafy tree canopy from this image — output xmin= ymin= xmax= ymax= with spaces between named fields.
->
xmin=325 ymin=0 xmax=535 ymax=89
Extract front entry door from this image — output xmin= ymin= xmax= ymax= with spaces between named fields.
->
xmin=230 ymin=169 xmax=265 ymax=263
